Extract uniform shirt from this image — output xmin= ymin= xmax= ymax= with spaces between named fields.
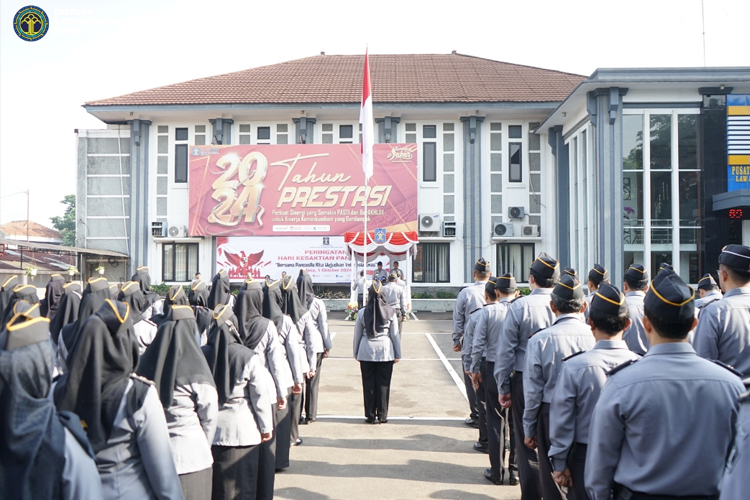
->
xmin=452 ymin=281 xmax=488 ymax=346
xmin=548 ymin=339 xmax=640 ymax=472
xmin=277 ymin=315 xmax=305 ymax=385
xmin=381 ymin=282 xmax=405 ymax=314
xmin=462 ymin=308 xmax=482 ymax=372
xmin=585 ymin=343 xmax=744 ymax=500
xmin=353 ymin=309 xmax=401 ymax=362
xmin=352 ymin=277 xmax=369 ymax=295
xmin=695 ymin=290 xmax=722 ymax=311
xmin=522 ymin=314 xmax=595 ymax=438
xmin=470 ymin=298 xmax=512 ymax=373
xmin=302 ymin=297 xmax=333 ymax=368
xmin=494 ymin=288 xmax=555 ymax=394
xmin=622 ymin=291 xmax=648 ymax=355
xmin=583 ymin=292 xmax=594 ymax=321
xmin=254 ymin=322 xmax=293 ymax=399
xmin=165 ymin=382 xmax=218 ymax=475
xmin=373 ymin=269 xmax=389 ymax=283
xmin=693 ymin=287 xmax=750 ymax=378
xmin=720 ymin=388 xmax=750 ymax=500
xmin=134 ymin=319 xmax=158 ymax=355
xmin=392 ymin=268 xmax=405 ymax=281
xmin=96 ymin=379 xmax=183 ymax=500
xmin=61 ymin=427 xmax=103 ymax=500
xmin=213 ymin=354 xmax=274 ymax=446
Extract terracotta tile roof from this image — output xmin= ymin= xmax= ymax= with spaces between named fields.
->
xmin=85 ymin=54 xmax=585 ymax=107
xmin=0 ymin=221 xmax=61 ymax=240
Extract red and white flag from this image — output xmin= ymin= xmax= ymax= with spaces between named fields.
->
xmin=359 ymin=50 xmax=374 ymax=183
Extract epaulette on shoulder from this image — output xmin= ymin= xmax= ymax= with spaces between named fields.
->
xmin=528 ymin=328 xmax=543 ymax=339
xmin=607 ymin=359 xmax=638 ymax=377
xmin=130 ymin=373 xmax=155 ymax=386
xmin=712 ymin=360 xmax=743 ymax=378
xmin=563 ymin=351 xmax=585 ymax=362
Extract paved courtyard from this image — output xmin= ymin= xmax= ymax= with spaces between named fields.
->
xmin=275 ymin=313 xmax=521 ymax=500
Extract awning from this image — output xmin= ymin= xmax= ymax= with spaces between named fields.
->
xmin=343 ymin=231 xmax=418 ymax=263
xmin=0 ymin=238 xmax=128 ymax=258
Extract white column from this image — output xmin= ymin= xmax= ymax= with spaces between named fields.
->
xmin=671 ymin=112 xmax=681 ymax=276
xmin=350 ymin=251 xmax=357 ymax=305
xmin=743 ymin=220 xmax=750 ymax=246
xmin=643 ymin=113 xmax=652 ymax=275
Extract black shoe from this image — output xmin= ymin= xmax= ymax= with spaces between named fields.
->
xmin=290 ymin=438 xmax=303 ymax=447
xmin=365 ymin=418 xmax=375 ymax=424
xmin=509 ymin=472 xmax=519 ymax=485
xmin=473 ymin=442 xmax=489 ymax=454
xmin=306 ymin=417 xmax=316 ymax=424
xmin=464 ymin=417 xmax=480 ymax=429
xmin=379 ymin=418 xmax=388 ymax=424
xmin=484 ymin=468 xmax=502 ymax=485
xmin=299 ymin=417 xmax=307 ymax=425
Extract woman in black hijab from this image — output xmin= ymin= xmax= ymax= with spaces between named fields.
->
xmin=137 ymin=301 xmax=218 ymax=500
xmin=0 ymin=307 xmax=102 ymax=500
xmin=0 ymin=275 xmax=19 ymax=315
xmin=207 ymin=269 xmax=231 ymax=309
xmin=263 ymin=279 xmax=305 ymax=466
xmin=202 ymin=304 xmax=274 ymax=500
xmin=131 ymin=265 xmax=163 ymax=310
xmin=151 ymin=285 xmax=189 ymax=327
xmin=41 ymin=273 xmax=66 ymax=318
xmin=353 ymin=282 xmax=402 ymax=424
xmin=189 ymin=279 xmax=212 ymax=340
xmin=54 ymin=299 xmax=183 ymax=499
xmin=1 ymin=284 xmax=40 ymax=326
xmin=58 ymin=277 xmax=110 ymax=363
xmin=49 ymin=282 xmax=82 ymax=361
xmin=118 ymin=281 xmax=158 ymax=354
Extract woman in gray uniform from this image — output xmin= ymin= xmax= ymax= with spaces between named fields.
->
xmin=54 ymin=299 xmax=183 ymax=500
xmin=353 ymin=281 xmax=401 ymax=423
xmin=137 ymin=299 xmax=219 ymax=500
xmin=203 ymin=304 xmax=274 ymax=500
xmin=0 ymin=304 xmax=102 ymax=500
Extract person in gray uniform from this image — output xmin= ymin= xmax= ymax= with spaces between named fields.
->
xmin=464 ymin=305 xmax=487 ymax=453
xmin=391 ymin=261 xmax=405 ymax=281
xmin=453 ymin=258 xmax=491 ymax=428
xmin=496 ymin=252 xmax=558 ymax=500
xmin=353 ymin=281 xmax=401 ymax=423
xmin=352 ymin=270 xmax=368 ymax=309
xmin=0 ymin=305 xmax=103 ymax=500
xmin=563 ymin=267 xmax=577 ymax=279
xmin=720 ymin=378 xmax=750 ymax=500
xmin=373 ymin=261 xmax=389 ymax=283
xmin=585 ymin=269 xmax=745 ymax=500
xmin=548 ymin=284 xmax=640 ymax=500
xmin=523 ymin=273 xmax=595 ymax=500
xmin=55 ymin=299 xmax=183 ymax=500
xmin=695 ymin=273 xmax=722 ymax=312
xmin=381 ymin=271 xmax=406 ymax=334
xmin=693 ymin=244 xmax=750 ymax=378
xmin=471 ymin=274 xmax=519 ymax=485
xmin=622 ymin=264 xmax=649 ymax=355
xmin=584 ymin=264 xmax=609 ymax=321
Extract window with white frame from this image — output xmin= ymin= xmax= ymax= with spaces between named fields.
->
xmin=412 ymin=243 xmax=450 ymax=283
xmin=622 ymin=110 xmax=701 ymax=283
xmin=156 ymin=126 xmax=169 ymax=218
xmin=194 ymin=125 xmax=206 ymax=146
xmin=162 ymin=243 xmax=199 ymax=282
xmin=497 ymin=243 xmax=535 ymax=283
xmin=319 ymin=123 xmax=358 ymax=144
xmin=238 ymin=124 xmax=251 ymax=144
xmin=489 ymin=123 xmax=503 ymax=230
xmin=276 ymin=124 xmax=289 ymax=144
xmin=528 ymin=126 xmax=542 ymax=231
xmin=175 ymin=128 xmax=188 ymax=183
xmin=443 ymin=123 xmax=456 ymax=218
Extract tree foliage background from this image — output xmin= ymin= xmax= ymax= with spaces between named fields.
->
xmin=50 ymin=194 xmax=76 ymax=246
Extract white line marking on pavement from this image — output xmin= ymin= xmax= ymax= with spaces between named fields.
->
xmin=326 ymin=357 xmax=462 ymax=361
xmin=425 ymin=333 xmax=468 ymax=402
xmin=315 ymin=415 xmax=465 ymax=421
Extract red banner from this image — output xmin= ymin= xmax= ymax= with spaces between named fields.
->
xmin=188 ymin=144 xmax=418 ymax=236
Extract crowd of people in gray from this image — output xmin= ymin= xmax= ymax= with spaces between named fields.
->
xmin=453 ymin=247 xmax=750 ymax=500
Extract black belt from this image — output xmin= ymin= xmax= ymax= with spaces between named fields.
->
xmin=615 ymin=484 xmax=718 ymax=500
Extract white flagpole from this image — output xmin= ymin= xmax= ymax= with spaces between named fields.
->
xmin=363 ymin=182 xmax=368 ymax=303
xmin=360 ymin=49 xmax=373 ymax=303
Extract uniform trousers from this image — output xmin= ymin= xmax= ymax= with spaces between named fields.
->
xmin=179 ymin=467 xmax=212 ymax=500
xmin=360 ymin=360 xmax=394 ymax=421
xmin=475 ymin=359 xmax=488 ymax=446
xmin=256 ymin=405 xmax=276 ymax=500
xmin=510 ymin=371 xmax=541 ymax=500
xmin=486 ymin=361 xmax=513 ymax=480
xmin=463 ymin=365 xmax=479 ymax=421
xmin=538 ymin=402 xmax=563 ymax=500
xmin=305 ymin=353 xmax=324 ymax=420
xmin=211 ymin=444 xmax=259 ymax=500
xmin=357 ymin=294 xmax=364 ymax=310
xmin=275 ymin=388 xmax=292 ymax=469
xmin=614 ymin=484 xmax=719 ymax=500
xmin=567 ymin=442 xmax=588 ymax=500
xmin=289 ymin=385 xmax=303 ymax=442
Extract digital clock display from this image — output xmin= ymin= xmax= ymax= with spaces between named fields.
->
xmin=729 ymin=209 xmax=743 ymax=219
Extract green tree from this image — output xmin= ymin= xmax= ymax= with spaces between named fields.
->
xmin=50 ymin=194 xmax=76 ymax=246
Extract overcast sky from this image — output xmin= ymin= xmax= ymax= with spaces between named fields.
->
xmin=1 ymin=0 xmax=748 ymax=227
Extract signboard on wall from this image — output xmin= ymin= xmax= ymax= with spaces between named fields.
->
xmin=216 ymin=236 xmax=383 ymax=283
xmin=727 ymin=94 xmax=750 ymax=191
xmin=189 ymin=144 xmax=418 ymax=237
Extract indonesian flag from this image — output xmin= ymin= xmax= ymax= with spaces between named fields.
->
xmin=359 ymin=50 xmax=374 ymax=183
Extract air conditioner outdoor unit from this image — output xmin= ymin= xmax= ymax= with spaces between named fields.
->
xmin=522 ymin=224 xmax=539 ymax=237
xmin=494 ymin=222 xmax=514 ymax=237
xmin=151 ymin=221 xmax=164 ymax=237
xmin=419 ymin=214 xmax=441 ymax=232
xmin=441 ymin=221 xmax=457 ymax=237
xmin=168 ymin=225 xmax=187 ymax=238
xmin=508 ymin=206 xmax=525 ymax=219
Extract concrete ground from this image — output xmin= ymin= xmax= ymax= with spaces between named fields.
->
xmin=275 ymin=313 xmax=521 ymax=500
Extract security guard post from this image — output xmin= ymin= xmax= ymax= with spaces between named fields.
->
xmin=495 ymin=252 xmax=558 ymax=500
xmin=548 ymin=284 xmax=639 ymax=500
xmin=694 ymin=273 xmax=722 ymax=311
xmin=381 ymin=271 xmax=406 ymax=334
xmin=584 ymin=264 xmax=609 ymax=321
xmin=522 ymin=273 xmax=594 ymax=500
xmin=453 ymin=258 xmax=491 ymax=429
xmin=471 ymin=274 xmax=519 ymax=485
xmin=585 ymin=269 xmax=745 ymax=500
xmin=622 ymin=264 xmax=649 ymax=355
xmin=693 ymin=244 xmax=750 ymax=378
